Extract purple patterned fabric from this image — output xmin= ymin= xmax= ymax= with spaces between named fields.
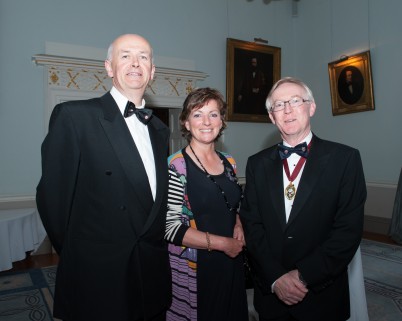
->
xmin=166 ymin=150 xmax=237 ymax=321
xmin=167 ymin=151 xmax=198 ymax=320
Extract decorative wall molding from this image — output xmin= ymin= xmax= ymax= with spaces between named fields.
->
xmin=0 ymin=196 xmax=36 ymax=210
xmin=32 ymin=54 xmax=207 ymax=101
xmin=1 ymin=182 xmax=397 ymax=232
xmin=365 ymin=181 xmax=396 ymax=189
xmin=364 ymin=215 xmax=391 ymax=235
xmin=32 ymin=54 xmax=208 ymax=132
xmin=0 ymin=195 xmax=35 ymax=203
xmin=365 ymin=182 xmax=397 ymax=220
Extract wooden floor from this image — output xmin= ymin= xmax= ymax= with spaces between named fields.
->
xmin=1 ymin=231 xmax=399 ymax=275
xmin=362 ymin=231 xmax=397 ymax=245
xmin=7 ymin=252 xmax=60 ymax=272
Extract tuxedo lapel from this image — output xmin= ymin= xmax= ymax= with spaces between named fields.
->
xmin=287 ymin=136 xmax=329 ymax=226
xmin=98 ymin=93 xmax=153 ymax=214
xmin=141 ymin=119 xmax=169 ymax=234
xmin=265 ymin=148 xmax=287 ymax=230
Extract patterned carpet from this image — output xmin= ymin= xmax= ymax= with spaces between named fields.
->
xmin=0 ymin=266 xmax=56 ymax=321
xmin=0 ymin=240 xmax=400 ymax=321
xmin=361 ymin=239 xmax=402 ymax=321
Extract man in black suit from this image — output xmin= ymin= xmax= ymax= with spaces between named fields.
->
xmin=36 ymin=34 xmax=171 ymax=321
xmin=240 ymin=77 xmax=366 ymax=321
xmin=237 ymin=57 xmax=267 ymax=115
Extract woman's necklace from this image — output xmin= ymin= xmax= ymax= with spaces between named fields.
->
xmin=188 ymin=144 xmax=242 ymax=214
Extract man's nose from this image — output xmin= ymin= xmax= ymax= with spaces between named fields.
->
xmin=131 ymin=58 xmax=139 ymax=67
xmin=283 ymin=101 xmax=293 ymax=113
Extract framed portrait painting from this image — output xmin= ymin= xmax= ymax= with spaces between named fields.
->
xmin=328 ymin=51 xmax=375 ymax=116
xmin=226 ymin=38 xmax=281 ymax=122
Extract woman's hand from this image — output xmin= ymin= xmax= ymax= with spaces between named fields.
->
xmin=222 ymin=237 xmax=244 ymax=258
xmin=209 ymin=234 xmax=243 ymax=258
xmin=233 ymin=214 xmax=246 ymax=246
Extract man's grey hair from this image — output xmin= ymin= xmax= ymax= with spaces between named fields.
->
xmin=266 ymin=77 xmax=315 ymax=113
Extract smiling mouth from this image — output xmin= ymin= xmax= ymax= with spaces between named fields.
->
xmin=127 ymin=72 xmax=141 ymax=76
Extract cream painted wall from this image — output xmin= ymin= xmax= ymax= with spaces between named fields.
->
xmin=0 ymin=0 xmax=401 ymax=222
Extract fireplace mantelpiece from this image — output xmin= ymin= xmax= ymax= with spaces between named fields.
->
xmin=32 ymin=54 xmax=207 ymax=101
xmin=32 ymin=54 xmax=208 ymax=152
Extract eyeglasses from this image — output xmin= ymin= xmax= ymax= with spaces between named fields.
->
xmin=271 ymin=97 xmax=310 ymax=112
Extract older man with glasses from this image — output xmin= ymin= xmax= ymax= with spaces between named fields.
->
xmin=240 ymin=77 xmax=367 ymax=321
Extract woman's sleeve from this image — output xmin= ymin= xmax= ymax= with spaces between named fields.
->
xmin=165 ymin=168 xmax=189 ymax=244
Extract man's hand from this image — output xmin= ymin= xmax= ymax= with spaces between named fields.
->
xmin=273 ymin=269 xmax=308 ymax=305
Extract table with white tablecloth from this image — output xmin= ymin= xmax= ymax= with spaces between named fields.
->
xmin=347 ymin=246 xmax=369 ymax=321
xmin=0 ymin=208 xmax=46 ymax=272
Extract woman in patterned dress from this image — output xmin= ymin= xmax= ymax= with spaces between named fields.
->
xmin=165 ymin=87 xmax=249 ymax=321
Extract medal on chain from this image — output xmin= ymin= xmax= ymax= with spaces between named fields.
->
xmin=281 ymin=141 xmax=311 ymax=201
xmin=285 ymin=182 xmax=296 ymax=200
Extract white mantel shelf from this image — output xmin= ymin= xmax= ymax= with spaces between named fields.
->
xmin=32 ymin=54 xmax=208 ymax=79
xmin=32 ymin=54 xmax=208 ymax=110
xmin=32 ymin=54 xmax=208 ymax=134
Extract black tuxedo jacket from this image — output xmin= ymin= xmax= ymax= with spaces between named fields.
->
xmin=240 ymin=135 xmax=366 ymax=321
xmin=36 ymin=92 xmax=171 ymax=321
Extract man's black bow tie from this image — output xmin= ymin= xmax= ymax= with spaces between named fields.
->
xmin=124 ymin=101 xmax=153 ymax=125
xmin=278 ymin=142 xmax=309 ymax=160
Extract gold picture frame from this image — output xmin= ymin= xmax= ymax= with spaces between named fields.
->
xmin=226 ymin=38 xmax=281 ymax=122
xmin=328 ymin=51 xmax=375 ymax=116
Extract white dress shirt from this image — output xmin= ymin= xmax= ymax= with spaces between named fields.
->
xmin=110 ymin=87 xmax=156 ymax=200
xmin=282 ymin=131 xmax=313 ymax=222
xmin=272 ymin=131 xmax=313 ymax=292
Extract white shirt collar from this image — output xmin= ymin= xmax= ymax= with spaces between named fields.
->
xmin=110 ymin=87 xmax=146 ymax=116
xmin=283 ymin=131 xmax=313 ymax=147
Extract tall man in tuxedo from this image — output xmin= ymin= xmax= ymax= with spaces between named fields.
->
xmin=36 ymin=34 xmax=171 ymax=321
xmin=240 ymin=77 xmax=366 ymax=321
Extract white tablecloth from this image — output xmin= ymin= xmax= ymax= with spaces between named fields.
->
xmin=347 ymin=246 xmax=369 ymax=321
xmin=0 ymin=208 xmax=46 ymax=271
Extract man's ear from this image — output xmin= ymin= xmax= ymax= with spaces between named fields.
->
xmin=105 ymin=60 xmax=113 ymax=78
xmin=150 ymin=64 xmax=155 ymax=80
xmin=309 ymin=102 xmax=317 ymax=117
xmin=269 ymin=113 xmax=276 ymax=125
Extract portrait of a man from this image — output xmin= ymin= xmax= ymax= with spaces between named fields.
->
xmin=234 ymin=49 xmax=274 ymax=115
xmin=328 ymin=50 xmax=375 ymax=116
xmin=236 ymin=56 xmax=269 ymax=114
xmin=226 ymin=38 xmax=281 ymax=122
xmin=337 ymin=66 xmax=364 ymax=105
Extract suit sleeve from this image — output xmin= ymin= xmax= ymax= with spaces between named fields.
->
xmin=36 ymin=104 xmax=80 ymax=254
xmin=240 ymin=156 xmax=287 ymax=293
